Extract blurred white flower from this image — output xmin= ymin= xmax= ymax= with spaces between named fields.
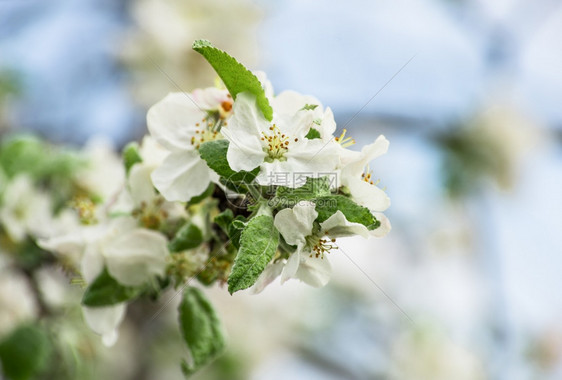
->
xmin=82 ymin=303 xmax=126 ymax=347
xmin=222 ymin=92 xmax=340 ymax=187
xmin=0 ymin=174 xmax=53 ymax=242
xmin=41 ymin=216 xmax=168 ymax=287
xmin=75 ymin=137 xmax=125 ymax=202
xmin=0 ymin=267 xmax=38 ymax=339
xmin=391 ymin=325 xmax=485 ymax=380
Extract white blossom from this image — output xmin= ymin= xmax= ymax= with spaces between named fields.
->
xmin=147 ymin=88 xmax=231 ymax=201
xmin=222 ymin=92 xmax=340 ymax=187
xmin=0 ymin=266 xmax=38 ymax=339
xmin=0 ymin=174 xmax=53 ymax=242
xmin=253 ymin=201 xmax=381 ymax=292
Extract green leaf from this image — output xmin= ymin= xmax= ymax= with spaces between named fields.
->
xmin=0 ymin=325 xmax=52 ymax=380
xmin=305 ymin=127 xmax=321 ymax=140
xmin=192 ymin=39 xmax=273 ymax=121
xmin=122 ymin=142 xmax=142 ymax=174
xmin=169 ymin=223 xmax=204 ymax=252
xmin=178 ymin=287 xmax=225 ymax=377
xmin=228 ymin=217 xmax=246 ymax=250
xmin=227 ymin=215 xmax=279 ymax=294
xmin=214 ymin=209 xmax=234 ymax=234
xmin=82 ymin=268 xmax=139 ymax=307
xmin=274 ymin=176 xmax=333 ymax=207
xmin=314 ymin=195 xmax=378 ymax=229
xmin=199 ymin=140 xmax=259 ymax=184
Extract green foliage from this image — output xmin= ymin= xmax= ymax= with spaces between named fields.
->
xmin=82 ymin=268 xmax=139 ymax=307
xmin=168 ymin=223 xmax=204 ymax=252
xmin=275 ymin=176 xmax=333 ymax=207
xmin=0 ymin=136 xmax=82 ymax=181
xmin=314 ymin=195 xmax=379 ymax=230
xmin=227 ymin=215 xmax=279 ymax=294
xmin=199 ymin=140 xmax=259 ymax=193
xmin=122 ymin=142 xmax=142 ymax=174
xmin=178 ymin=287 xmax=225 ymax=377
xmin=228 ymin=217 xmax=246 ymax=250
xmin=192 ymin=39 xmax=273 ymax=121
xmin=199 ymin=140 xmax=259 ymax=184
xmin=305 ymin=127 xmax=321 ymax=139
xmin=214 ymin=209 xmax=234 ymax=234
xmin=0 ymin=324 xmax=52 ymax=380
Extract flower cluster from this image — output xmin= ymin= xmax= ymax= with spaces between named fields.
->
xmin=6 ymin=40 xmax=391 ymax=377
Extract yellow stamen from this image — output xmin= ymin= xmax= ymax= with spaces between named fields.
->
xmin=335 ymin=129 xmax=355 ymax=148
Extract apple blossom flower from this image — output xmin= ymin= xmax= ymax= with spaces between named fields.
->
xmin=0 ymin=265 xmax=39 ymax=339
xmin=146 ymin=87 xmax=233 ymax=202
xmin=339 ymin=135 xmax=391 ymax=232
xmin=221 ymin=92 xmax=340 ymax=187
xmin=0 ymin=174 xmax=53 ymax=242
xmin=253 ymin=201 xmax=381 ymax=292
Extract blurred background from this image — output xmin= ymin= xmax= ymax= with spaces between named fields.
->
xmin=1 ymin=0 xmax=562 ymax=379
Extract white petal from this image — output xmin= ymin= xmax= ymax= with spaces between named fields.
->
xmin=191 ymin=87 xmax=229 ymax=110
xmin=37 ymin=232 xmax=85 ymax=268
xmin=139 ymin=135 xmax=168 ymax=169
xmin=81 ymin=244 xmax=105 ymax=283
xmin=82 ymin=303 xmax=126 ymax=347
xmin=280 ymin=248 xmax=301 ymax=284
xmin=296 ymin=256 xmax=332 ymax=288
xmin=222 ymin=92 xmax=268 ymax=172
xmin=273 ymin=202 xmax=317 ymax=246
xmin=318 ymin=107 xmax=337 ymax=141
xmin=151 ymin=150 xmax=212 ymax=202
xmin=250 ymin=261 xmax=284 ymax=294
xmin=371 ymin=212 xmax=392 ymax=238
xmin=147 ymin=92 xmax=204 ymax=152
xmin=222 ymin=128 xmax=266 ymax=172
xmin=320 ymin=211 xmax=371 ymax=239
xmin=285 ymin=139 xmax=340 ymax=172
xmin=344 ymin=135 xmax=389 ymax=177
xmin=362 ymin=135 xmax=389 ymax=161
xmin=272 ymin=90 xmax=321 ymax=117
xmin=128 ymin=164 xmax=157 ymax=206
xmin=103 ymin=229 xmax=169 ymax=287
xmin=347 ymin=178 xmax=391 ymax=212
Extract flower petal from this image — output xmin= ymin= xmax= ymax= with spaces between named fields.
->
xmin=250 ymin=261 xmax=284 ymax=294
xmin=128 ymin=164 xmax=157 ymax=206
xmin=151 ymin=150 xmax=212 ymax=202
xmin=280 ymin=248 xmax=301 ymax=284
xmin=103 ymin=229 xmax=169 ymax=287
xmin=147 ymin=92 xmax=204 ymax=152
xmin=320 ymin=210 xmax=371 ymax=239
xmin=222 ymin=92 xmax=268 ymax=172
xmin=347 ymin=177 xmax=391 ymax=212
xmin=273 ymin=202 xmax=317 ymax=246
xmin=296 ymin=256 xmax=332 ymax=288
xmin=371 ymin=212 xmax=392 ymax=238
xmin=82 ymin=303 xmax=126 ymax=347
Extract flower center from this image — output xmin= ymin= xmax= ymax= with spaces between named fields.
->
xmin=132 ymin=198 xmax=168 ymax=230
xmin=70 ymin=195 xmax=97 ymax=224
xmin=361 ymin=165 xmax=380 ymax=186
xmin=190 ymin=118 xmax=223 ymax=149
xmin=306 ymin=235 xmax=337 ymax=259
xmin=261 ymin=124 xmax=297 ymax=161
xmin=334 ymin=129 xmax=355 ymax=148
